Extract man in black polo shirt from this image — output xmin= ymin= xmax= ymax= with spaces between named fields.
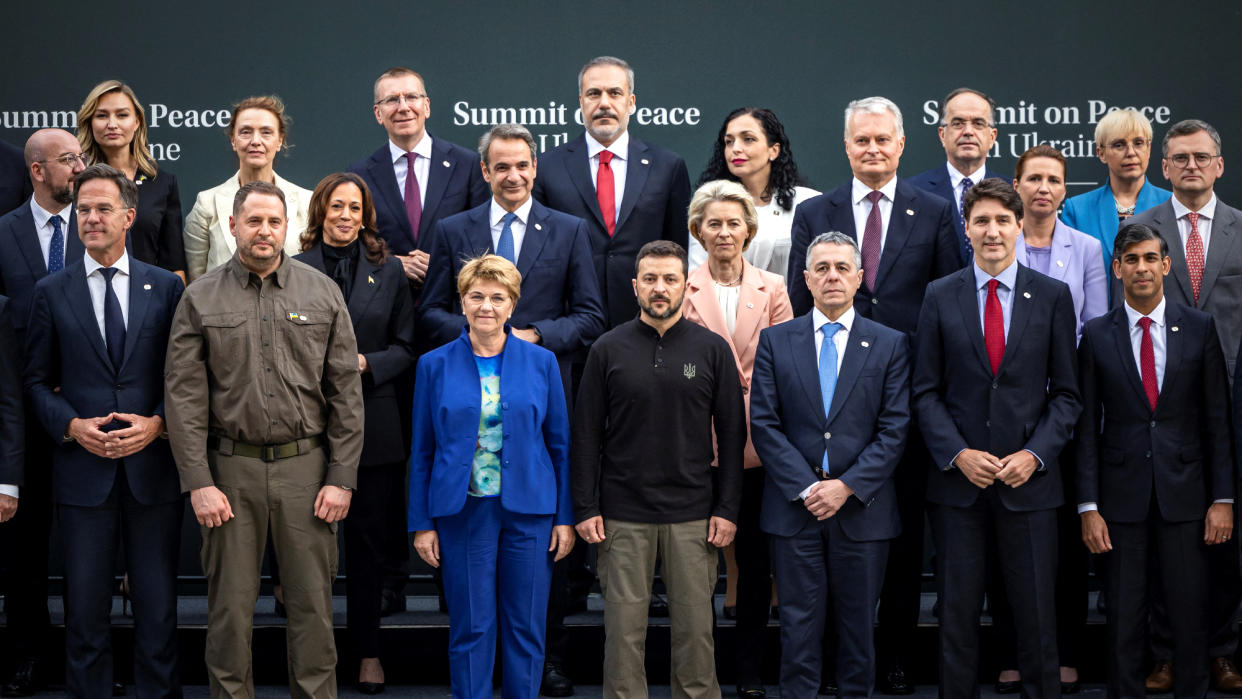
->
xmin=573 ymin=239 xmax=745 ymax=699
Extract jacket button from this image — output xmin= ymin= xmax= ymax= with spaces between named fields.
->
xmin=1150 ymin=421 xmax=1156 ymax=428
xmin=741 ymin=387 xmax=749 ymax=395
xmin=1145 ymin=451 xmax=1152 ymax=458
xmin=986 ymin=420 xmax=991 ymax=427
xmin=871 ymin=298 xmax=878 ymax=305
xmin=823 ymin=432 xmax=831 ymax=440
xmin=992 ymin=382 xmax=998 ymax=389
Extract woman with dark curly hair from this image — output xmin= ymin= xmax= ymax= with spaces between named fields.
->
xmin=691 ymin=107 xmax=818 ymax=277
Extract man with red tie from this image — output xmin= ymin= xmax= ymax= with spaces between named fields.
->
xmin=1077 ymin=222 xmax=1234 ymax=698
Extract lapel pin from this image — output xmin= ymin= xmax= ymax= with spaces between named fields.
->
xmin=746 ymin=302 xmax=754 ymax=309
xmin=1172 ymin=326 xmax=1180 ymax=332
xmin=442 ymin=160 xmax=450 ymax=168
xmin=1023 ymin=291 xmax=1031 ymax=298
xmin=906 ymin=209 xmax=915 ymax=216
xmin=143 ymin=283 xmax=151 ymax=290
xmin=861 ymin=341 xmax=870 ymax=348
xmin=534 ymin=223 xmax=542 ymax=231
xmin=641 ymin=158 xmax=650 ymax=165
xmin=1056 ymin=260 xmax=1065 ymax=267
xmin=368 ymin=275 xmax=375 ymax=285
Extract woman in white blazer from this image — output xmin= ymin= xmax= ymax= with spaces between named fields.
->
xmin=184 ymin=95 xmax=312 ymax=281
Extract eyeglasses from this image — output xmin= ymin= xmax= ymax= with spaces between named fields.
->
xmin=1167 ymin=152 xmax=1220 ymax=169
xmin=42 ymin=153 xmax=88 ymax=167
xmin=375 ymin=93 xmax=427 ymax=109
xmin=943 ymin=118 xmax=993 ymax=132
xmin=1107 ymin=138 xmax=1149 ymax=153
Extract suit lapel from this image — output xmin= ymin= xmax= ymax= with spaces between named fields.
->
xmin=516 ymin=202 xmax=549 ymax=280
xmin=1153 ymin=203 xmax=1193 ymax=304
xmin=1198 ymin=205 xmax=1239 ymax=306
xmin=615 ymin=137 xmax=650 ymax=233
xmin=954 ymin=271 xmax=992 ymax=373
xmin=731 ymin=269 xmax=767 ymax=383
xmin=120 ymin=262 xmax=151 ymax=370
xmin=565 ymin=137 xmax=607 ymax=233
xmin=65 ymin=265 xmax=111 ymax=369
xmin=348 ymin=254 xmax=381 ymax=321
xmin=65 ymin=214 xmax=83 ymax=266
xmin=213 ymin=187 xmax=237 ymax=257
xmin=997 ymin=266 xmax=1035 ymax=376
xmin=11 ymin=206 xmax=47 ymax=277
xmin=366 ymin=148 xmax=414 ymax=247
xmin=685 ymin=268 xmax=741 ymax=369
xmin=1157 ymin=304 xmax=1185 ymax=409
xmin=826 ymin=321 xmax=873 ymax=424
xmin=420 ymin=138 xmax=456 ymax=240
xmin=876 ymin=184 xmax=915 ymax=287
xmin=790 ymin=315 xmax=826 ymax=420
xmin=1108 ymin=308 xmax=1151 ymax=412
xmin=299 ymin=244 xmax=327 ymax=275
xmin=466 ymin=206 xmax=494 ymax=258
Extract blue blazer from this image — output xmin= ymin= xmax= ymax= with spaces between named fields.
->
xmin=532 ymin=133 xmax=691 ymax=327
xmin=905 ymin=163 xmax=1011 ymax=264
xmin=751 ymin=312 xmax=910 ymax=541
xmin=913 ymin=264 xmax=1082 ymax=511
xmin=1061 ymin=179 xmax=1171 ymax=270
xmin=0 ymin=139 xmax=30 ymax=217
xmin=349 ymin=135 xmax=490 ymax=256
xmin=0 ymin=295 xmax=22 ymax=486
xmin=419 ymin=199 xmax=606 ymax=362
xmin=1015 ymin=219 xmax=1108 ymax=338
xmin=0 ymin=201 xmax=83 ymax=337
xmin=787 ymin=179 xmax=963 ymax=335
xmin=23 ymin=258 xmax=184 ymax=507
xmin=408 ymin=327 xmax=572 ymax=531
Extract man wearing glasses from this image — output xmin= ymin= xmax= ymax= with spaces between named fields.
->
xmin=1128 ymin=118 xmax=1242 ymax=694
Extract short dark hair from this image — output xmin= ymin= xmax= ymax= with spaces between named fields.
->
xmin=233 ymin=180 xmax=287 ymax=220
xmin=1162 ymin=118 xmax=1222 ymax=156
xmin=939 ymin=87 xmax=996 ymax=125
xmin=634 ymin=240 xmax=687 ymax=277
xmin=962 ymin=177 xmax=1023 ymax=221
xmin=73 ymin=163 xmax=137 ymax=209
xmin=1113 ymin=222 xmax=1168 ymax=260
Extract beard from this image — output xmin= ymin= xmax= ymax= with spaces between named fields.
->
xmin=51 ymin=183 xmax=73 ymax=206
xmin=638 ymin=293 xmax=683 ymax=321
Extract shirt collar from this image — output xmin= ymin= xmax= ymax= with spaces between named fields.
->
xmin=973 ymin=258 xmax=1019 ymax=291
xmin=947 ymin=161 xmax=988 ymax=189
xmin=489 ymin=197 xmax=534 ymax=228
xmin=228 ymin=252 xmax=289 ymax=288
xmin=388 ymin=133 xmax=433 ymax=164
xmin=1124 ymin=296 xmax=1167 ymax=329
xmin=30 ymin=198 xmax=72 ymax=231
xmin=1171 ymin=192 xmax=1218 ymax=221
xmin=84 ymin=251 xmax=130 ymax=278
xmin=812 ymin=304 xmax=855 ymax=334
xmin=585 ymin=130 xmax=629 ymax=161
xmin=851 ymin=176 xmax=897 ymax=206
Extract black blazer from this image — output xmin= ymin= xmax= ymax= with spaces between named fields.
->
xmin=786 ymin=178 xmax=962 ymax=335
xmin=296 ymin=244 xmax=416 ymax=466
xmin=532 ymin=133 xmax=691 ymax=327
xmin=0 ymin=139 xmax=30 ymax=217
xmin=349 ymin=134 xmax=490 ymax=257
xmin=0 ymin=295 xmax=23 ymax=486
xmin=914 ymin=264 xmax=1082 ymax=511
xmin=1077 ymin=303 xmax=1233 ymax=523
xmin=128 ymin=168 xmax=185 ymax=274
xmin=905 ymin=164 xmax=1011 ymax=264
xmin=0 ymin=201 xmax=83 ymax=337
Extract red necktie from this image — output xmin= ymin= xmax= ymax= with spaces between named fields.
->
xmin=860 ymin=190 xmax=883 ymax=290
xmin=1186 ymin=211 xmax=1204 ymax=305
xmin=1138 ymin=317 xmax=1158 ymax=411
xmin=984 ymin=279 xmax=1005 ymax=375
xmin=404 ymin=152 xmax=423 ymax=244
xmin=597 ymin=150 xmax=616 ymax=236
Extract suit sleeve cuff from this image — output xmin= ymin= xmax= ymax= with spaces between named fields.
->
xmin=1077 ymin=502 xmax=1098 ymax=514
xmin=945 ymin=449 xmax=965 ymax=471
xmin=0 ymin=484 xmax=17 ymax=498
xmin=1024 ymin=448 xmax=1046 ymax=471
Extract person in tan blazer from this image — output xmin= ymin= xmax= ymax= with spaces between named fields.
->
xmin=681 ymin=179 xmax=793 ymax=698
xmin=184 ymin=95 xmax=311 ymax=282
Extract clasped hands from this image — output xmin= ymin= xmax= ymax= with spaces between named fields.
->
xmin=68 ymin=412 xmax=162 ymax=460
xmin=954 ymin=448 xmax=1038 ymax=489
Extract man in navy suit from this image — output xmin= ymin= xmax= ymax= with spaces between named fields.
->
xmin=906 ymin=88 xmax=1009 ymax=264
xmin=1078 ymin=222 xmax=1234 ymax=698
xmin=751 ymin=231 xmax=910 ymax=699
xmin=24 ymin=164 xmax=184 ymax=698
xmin=532 ymin=55 xmax=691 ymax=330
xmin=914 ymin=178 xmax=1081 ymax=698
xmin=419 ymin=124 xmax=605 ymax=396
xmin=0 ymin=128 xmax=86 ymax=695
xmin=785 ymin=96 xmax=960 ymax=693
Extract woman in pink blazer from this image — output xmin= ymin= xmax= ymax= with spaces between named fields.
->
xmin=681 ymin=179 xmax=793 ymax=699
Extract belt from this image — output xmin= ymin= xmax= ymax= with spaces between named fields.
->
xmin=208 ymin=435 xmax=323 ymax=462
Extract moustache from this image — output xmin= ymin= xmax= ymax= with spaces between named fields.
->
xmin=592 ymin=110 xmax=618 ymax=120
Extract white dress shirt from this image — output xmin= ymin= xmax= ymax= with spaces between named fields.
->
xmin=388 ymin=135 xmax=432 ymax=209
xmin=84 ymin=252 xmax=131 ymax=340
xmin=851 ymin=177 xmax=897 ymax=254
xmin=489 ymin=197 xmax=533 ymax=261
xmin=585 ymin=130 xmax=628 ymax=213
xmin=947 ymin=162 xmax=988 ymax=213
xmin=1172 ymin=193 xmax=1217 ymax=257
xmin=30 ymin=199 xmax=73 ymax=269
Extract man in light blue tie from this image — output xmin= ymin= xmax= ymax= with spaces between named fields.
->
xmin=751 ymin=231 xmax=911 ymax=698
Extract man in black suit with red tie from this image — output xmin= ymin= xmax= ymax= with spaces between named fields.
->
xmin=1078 ymin=222 xmax=1234 ymax=699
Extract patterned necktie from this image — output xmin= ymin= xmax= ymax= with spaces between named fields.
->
xmin=860 ymin=190 xmax=883 ymax=290
xmin=1186 ymin=211 xmax=1205 ymax=305
xmin=1138 ymin=317 xmax=1158 ymax=411
xmin=496 ymin=212 xmax=517 ymax=263
xmin=959 ymin=177 xmax=974 ymax=254
xmin=597 ymin=150 xmax=616 ymax=236
xmin=48 ymin=215 xmax=65 ymax=273
xmin=984 ymin=279 xmax=1005 ymax=375
xmin=100 ymin=267 xmax=125 ymax=371
xmin=404 ymin=152 xmax=423 ymax=244
xmin=819 ymin=322 xmax=842 ymax=474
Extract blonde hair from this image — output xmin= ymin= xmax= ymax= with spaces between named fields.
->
xmin=687 ymin=179 xmax=759 ymax=250
xmin=76 ymin=80 xmax=158 ymax=178
xmin=457 ymin=254 xmax=522 ymax=302
xmin=1094 ymin=108 xmax=1153 ymax=149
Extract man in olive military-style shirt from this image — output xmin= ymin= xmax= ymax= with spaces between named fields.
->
xmin=165 ymin=180 xmax=364 ymax=699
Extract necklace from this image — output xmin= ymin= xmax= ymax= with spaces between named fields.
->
xmin=1113 ymin=196 xmax=1136 ymax=217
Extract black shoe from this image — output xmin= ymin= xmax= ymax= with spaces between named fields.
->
xmin=817 ymin=680 xmax=838 ymax=695
xmin=565 ymin=595 xmax=588 ymax=614
xmin=2 ymin=658 xmax=43 ymax=698
xmin=994 ymin=679 xmax=1020 ymax=694
xmin=357 ymin=681 xmax=385 ymax=695
xmin=1096 ymin=589 xmax=1108 ymax=616
xmin=878 ymin=665 xmax=914 ymax=695
xmin=648 ymin=593 xmax=669 ymax=618
xmin=541 ymin=663 xmax=574 ymax=697
xmin=1060 ymin=680 xmax=1081 ymax=694
xmin=770 ymin=605 xmax=779 ymax=621
xmin=722 ymin=605 xmax=737 ymax=620
xmin=736 ymin=683 xmax=765 ymax=698
xmin=273 ymin=597 xmax=287 ymax=618
xmin=379 ymin=588 xmax=407 ymax=617
xmin=112 ymin=682 xmax=127 ymax=696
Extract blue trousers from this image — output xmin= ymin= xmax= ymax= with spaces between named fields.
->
xmin=437 ymin=496 xmax=555 ymax=699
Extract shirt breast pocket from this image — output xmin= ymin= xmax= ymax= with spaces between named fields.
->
xmin=281 ymin=312 xmax=331 ymax=363
xmin=200 ymin=312 xmax=250 ymax=388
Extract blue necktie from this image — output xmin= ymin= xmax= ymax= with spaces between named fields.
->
xmin=48 ymin=215 xmax=64 ymax=273
xmin=959 ymin=177 xmax=974 ymax=254
xmin=100 ymin=267 xmax=125 ymax=371
xmin=819 ymin=322 xmax=842 ymax=474
xmin=496 ymin=212 xmax=516 ymax=263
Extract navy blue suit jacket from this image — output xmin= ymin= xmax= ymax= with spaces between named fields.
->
xmin=750 ymin=312 xmax=910 ymax=541
xmin=913 ymin=264 xmax=1082 ymax=511
xmin=1078 ymin=303 xmax=1233 ymax=523
xmin=0 ymin=296 xmax=23 ymax=485
xmin=23 ymin=258 xmax=184 ymax=507
xmin=0 ymin=200 xmax=83 ymax=338
xmin=905 ymin=164 xmax=1011 ymax=264
xmin=296 ymin=245 xmax=416 ymax=466
xmin=786 ymin=179 xmax=962 ymax=335
xmin=532 ymin=133 xmax=690 ymax=327
xmin=349 ymin=135 xmax=489 ymax=257
xmin=0 ymin=139 xmax=30 ymax=217
xmin=419 ymin=200 xmax=606 ymax=369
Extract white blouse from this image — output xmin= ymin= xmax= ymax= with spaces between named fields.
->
xmin=713 ymin=282 xmax=741 ymax=335
xmin=689 ymin=185 xmax=821 ymax=278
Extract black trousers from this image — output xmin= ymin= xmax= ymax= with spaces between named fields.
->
xmin=345 ymin=461 xmax=408 ymax=658
xmin=731 ymin=467 xmax=772 ymax=686
xmin=0 ymin=418 xmax=53 ymax=664
xmin=874 ymin=433 xmax=930 ymax=670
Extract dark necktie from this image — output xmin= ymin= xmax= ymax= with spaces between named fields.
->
xmin=959 ymin=177 xmax=974 ymax=254
xmin=100 ymin=267 xmax=125 ymax=371
xmin=819 ymin=322 xmax=842 ymax=474
xmin=1186 ymin=211 xmax=1205 ymax=305
xmin=597 ymin=150 xmax=616 ymax=236
xmin=48 ymin=215 xmax=65 ymax=273
xmin=984 ymin=279 xmax=1005 ymax=375
xmin=860 ymin=190 xmax=883 ymax=290
xmin=404 ymin=152 xmax=422 ymax=244
xmin=1138 ymin=317 xmax=1158 ymax=411
xmin=496 ymin=212 xmax=517 ymax=263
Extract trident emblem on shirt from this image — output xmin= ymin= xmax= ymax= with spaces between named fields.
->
xmin=683 ymin=363 xmax=696 ymax=379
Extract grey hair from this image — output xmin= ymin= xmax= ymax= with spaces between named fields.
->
xmin=843 ymin=96 xmax=904 ymax=140
xmin=578 ymin=56 xmax=635 ymax=94
xmin=478 ymin=124 xmax=537 ymax=167
xmin=1162 ymin=118 xmax=1222 ymax=157
xmin=805 ymin=231 xmax=862 ymax=270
